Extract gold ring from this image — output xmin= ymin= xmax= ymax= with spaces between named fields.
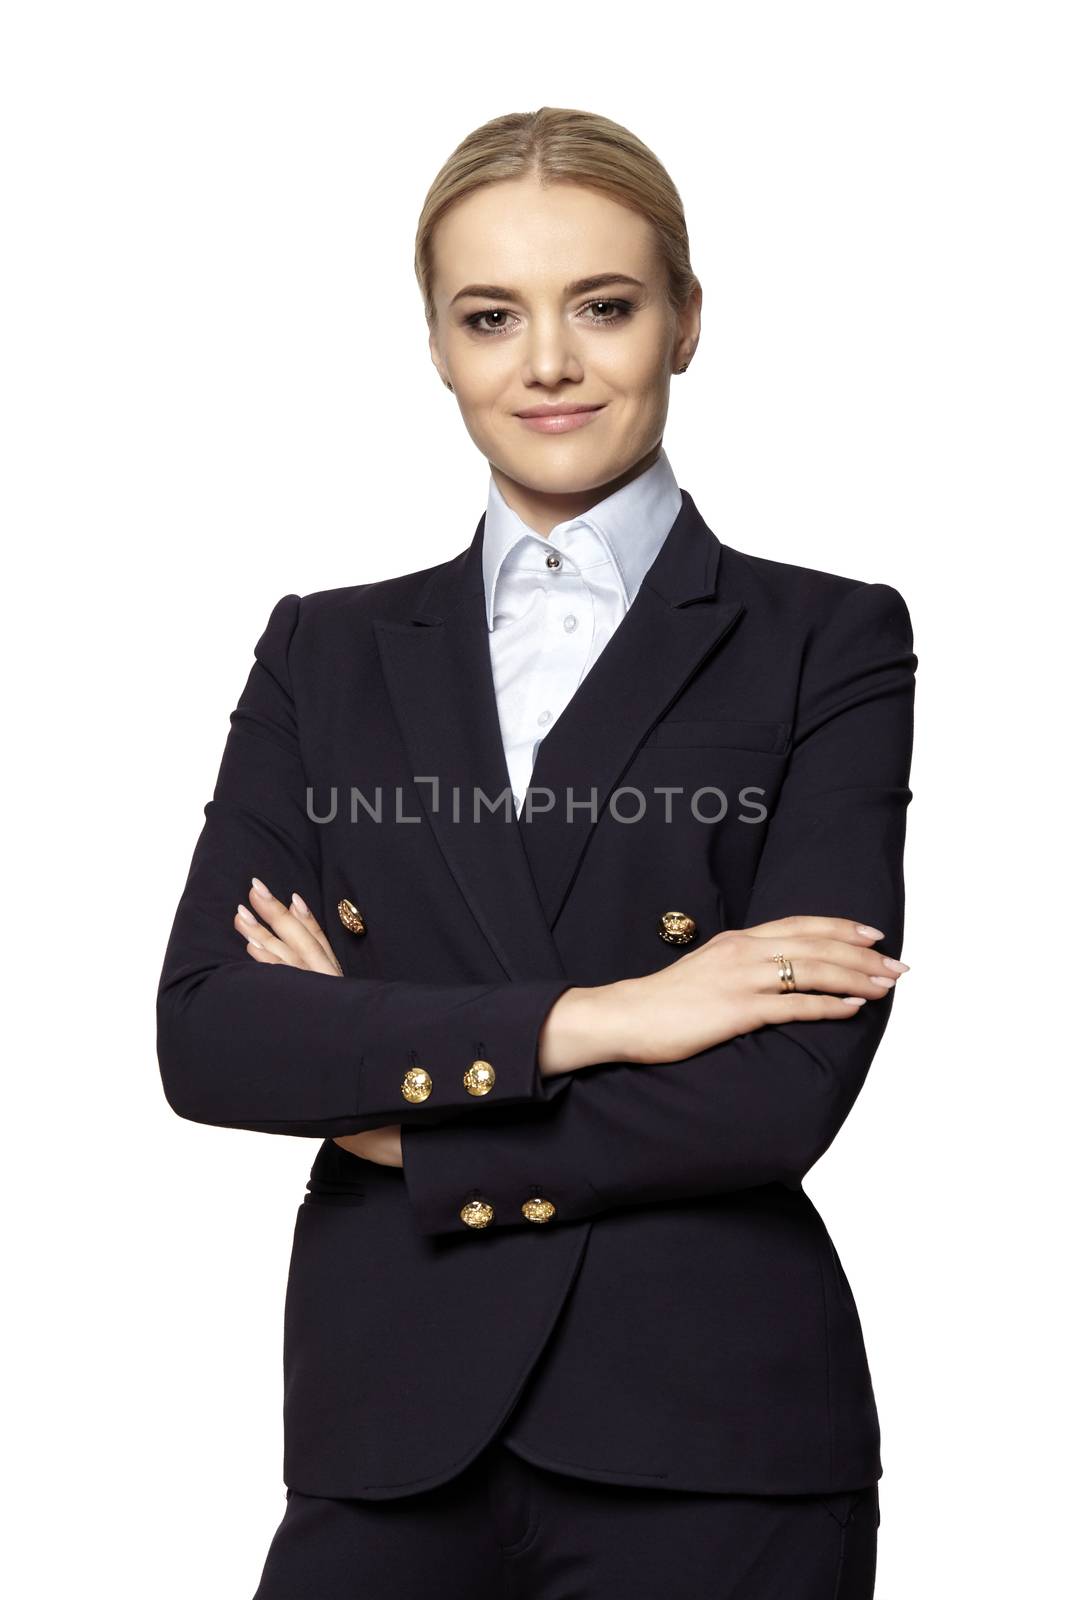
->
xmin=769 ymin=953 xmax=796 ymax=992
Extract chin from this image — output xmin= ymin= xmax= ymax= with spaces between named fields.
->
xmin=495 ymin=445 xmax=621 ymax=493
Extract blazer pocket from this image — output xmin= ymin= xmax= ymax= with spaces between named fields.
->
xmin=643 ymin=718 xmax=790 ymax=754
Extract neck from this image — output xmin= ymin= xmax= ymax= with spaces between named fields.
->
xmin=490 ymin=441 xmax=663 ymax=537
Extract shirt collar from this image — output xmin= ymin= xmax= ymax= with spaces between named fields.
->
xmin=481 ymin=448 xmax=683 ymax=631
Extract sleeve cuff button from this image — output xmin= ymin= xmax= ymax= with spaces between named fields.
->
xmin=401 ymin=1067 xmax=433 ymax=1103
xmin=460 ymin=1199 xmax=495 ymax=1228
xmin=463 ymin=1058 xmax=496 ymax=1096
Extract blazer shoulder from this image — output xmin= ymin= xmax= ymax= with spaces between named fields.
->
xmin=298 ymin=561 xmax=444 ymax=625
xmin=255 ymin=549 xmax=466 ymax=687
xmin=719 ymin=539 xmax=911 ymax=630
xmin=275 ymin=549 xmax=462 ymax=636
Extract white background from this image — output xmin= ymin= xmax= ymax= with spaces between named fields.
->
xmin=4 ymin=2 xmax=1062 ymax=1593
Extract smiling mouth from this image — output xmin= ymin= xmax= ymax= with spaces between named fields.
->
xmin=514 ymin=404 xmax=607 ymax=433
xmin=514 ymin=402 xmax=605 ymax=417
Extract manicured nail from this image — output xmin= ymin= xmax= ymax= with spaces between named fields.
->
xmin=842 ymin=996 xmax=867 ymax=1005
xmin=870 ymin=975 xmax=895 ymax=988
xmin=236 ymin=903 xmax=257 ymax=925
xmin=855 ymin=924 xmax=885 ymax=940
xmin=251 ymin=877 xmax=268 ymax=896
xmin=883 ymin=957 xmax=909 ymax=973
xmin=291 ymin=892 xmax=310 ymax=916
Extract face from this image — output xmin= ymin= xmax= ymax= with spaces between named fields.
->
xmin=428 ymin=175 xmax=700 ymax=533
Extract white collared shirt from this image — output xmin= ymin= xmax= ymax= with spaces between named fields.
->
xmin=482 ymin=449 xmax=683 ymax=809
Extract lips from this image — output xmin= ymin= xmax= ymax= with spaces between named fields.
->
xmin=514 ymin=404 xmax=605 ymax=419
xmin=514 ymin=404 xmax=606 ymax=434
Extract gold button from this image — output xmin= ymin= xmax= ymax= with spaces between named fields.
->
xmin=659 ymin=909 xmax=697 ymax=945
xmin=337 ymin=898 xmax=365 ymax=935
xmin=521 ymin=1197 xmax=556 ymax=1224
xmin=460 ymin=1198 xmax=494 ymax=1228
xmin=401 ymin=1066 xmax=433 ymax=1103
xmin=463 ymin=1058 xmax=496 ymax=1096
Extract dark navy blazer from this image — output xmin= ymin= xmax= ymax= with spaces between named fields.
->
xmin=156 ymin=489 xmax=916 ymax=1500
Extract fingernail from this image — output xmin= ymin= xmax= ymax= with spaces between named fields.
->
xmin=855 ymin=924 xmax=885 ymax=940
xmin=249 ymin=938 xmax=264 ymax=949
xmin=291 ymin=892 xmax=309 ymax=916
xmin=251 ymin=877 xmax=268 ymax=895
xmin=236 ymin=903 xmax=256 ymax=925
xmin=842 ymin=996 xmax=867 ymax=1005
xmin=870 ymin=975 xmax=895 ymax=988
xmin=883 ymin=957 xmax=909 ymax=973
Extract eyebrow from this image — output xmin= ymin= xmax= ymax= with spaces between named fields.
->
xmin=449 ymin=273 xmax=646 ymax=307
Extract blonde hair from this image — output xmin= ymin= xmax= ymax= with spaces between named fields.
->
xmin=414 ymin=106 xmax=696 ymax=330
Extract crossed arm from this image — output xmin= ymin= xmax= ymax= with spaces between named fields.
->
xmin=396 ymin=579 xmax=916 ymax=1234
xmin=157 ymin=580 xmax=916 ymax=1230
xmin=397 ymin=579 xmax=917 ymax=1235
xmin=155 ymin=593 xmax=576 ymax=1136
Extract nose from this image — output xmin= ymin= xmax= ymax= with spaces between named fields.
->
xmin=523 ymin=315 xmax=583 ymax=388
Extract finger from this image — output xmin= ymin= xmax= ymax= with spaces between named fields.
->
xmin=757 ymin=955 xmax=896 ymax=1000
xmin=746 ymin=914 xmax=886 ymax=947
xmin=333 ymin=1133 xmax=368 ymax=1157
xmin=289 ymin=892 xmax=343 ymax=973
xmin=806 ymin=936 xmax=909 ymax=980
xmin=746 ymin=933 xmax=908 ymax=988
xmin=245 ymin=939 xmax=285 ymax=966
xmin=234 ymin=905 xmax=298 ymax=965
xmin=248 ymin=877 xmax=330 ymax=968
xmin=243 ymin=883 xmax=338 ymax=977
xmin=759 ymin=992 xmax=872 ymax=1023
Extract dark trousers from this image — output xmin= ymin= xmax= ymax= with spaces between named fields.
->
xmin=252 ymin=1440 xmax=879 ymax=1599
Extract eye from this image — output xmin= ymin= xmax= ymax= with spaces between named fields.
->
xmin=578 ymin=298 xmax=634 ymax=325
xmin=461 ymin=298 xmax=636 ymax=337
xmin=463 ymin=308 xmax=518 ymax=337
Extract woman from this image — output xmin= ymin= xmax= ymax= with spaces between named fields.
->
xmin=157 ymin=107 xmax=915 ymax=1598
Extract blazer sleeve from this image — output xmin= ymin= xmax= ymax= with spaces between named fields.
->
xmin=155 ymin=593 xmax=574 ymax=1137
xmin=400 ymin=579 xmax=917 ymax=1234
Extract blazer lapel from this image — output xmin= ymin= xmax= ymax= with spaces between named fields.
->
xmin=516 ymin=491 xmax=746 ymax=926
xmin=373 ymin=489 xmax=745 ymax=978
xmin=373 ymin=534 xmax=566 ymax=981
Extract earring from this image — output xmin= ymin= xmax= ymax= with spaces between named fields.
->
xmin=677 ymin=362 xmax=689 ymax=374
xmin=445 ymin=380 xmax=454 ymax=391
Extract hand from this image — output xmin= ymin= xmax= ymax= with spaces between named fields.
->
xmin=602 ymin=915 xmax=911 ymax=1067
xmin=233 ymin=877 xmax=343 ymax=975
xmin=538 ymin=915 xmax=909 ymax=1077
xmin=232 ymin=877 xmax=402 ymax=1166
xmin=332 ymin=1127 xmax=404 ymax=1167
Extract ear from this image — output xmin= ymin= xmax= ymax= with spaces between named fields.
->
xmin=427 ymin=328 xmax=451 ymax=390
xmin=674 ymin=278 xmax=703 ymax=369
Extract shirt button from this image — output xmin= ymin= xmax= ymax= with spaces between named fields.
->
xmin=537 ymin=710 xmax=552 ymax=726
xmin=545 ymin=553 xmax=562 ymax=569
xmin=563 ymin=614 xmax=578 ymax=632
